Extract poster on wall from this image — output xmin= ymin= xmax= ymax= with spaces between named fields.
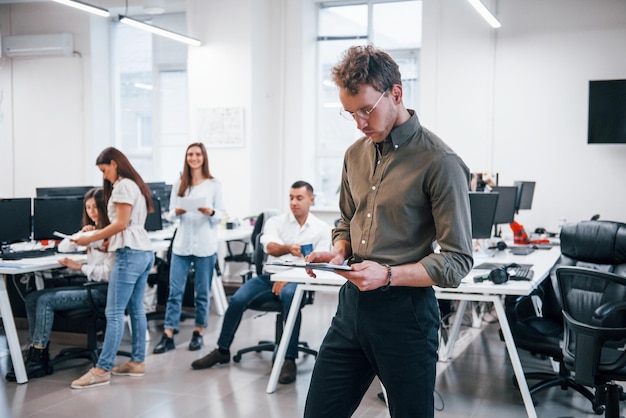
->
xmin=197 ymin=107 xmax=245 ymax=147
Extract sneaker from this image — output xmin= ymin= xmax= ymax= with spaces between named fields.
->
xmin=153 ymin=333 xmax=175 ymax=354
xmin=188 ymin=331 xmax=203 ymax=351
xmin=111 ymin=361 xmax=145 ymax=377
xmin=70 ymin=368 xmax=110 ymax=389
xmin=191 ymin=348 xmax=230 ymax=370
xmin=278 ymin=358 xmax=297 ymax=384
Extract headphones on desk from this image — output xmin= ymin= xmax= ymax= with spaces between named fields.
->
xmin=473 ymin=263 xmax=520 ymax=285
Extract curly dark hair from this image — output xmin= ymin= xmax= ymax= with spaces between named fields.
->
xmin=331 ymin=45 xmax=402 ymax=95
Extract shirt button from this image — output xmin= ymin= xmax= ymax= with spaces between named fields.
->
xmin=372 ymin=186 xmax=376 ymax=191
xmin=361 ymin=240 xmax=366 ymax=244
xmin=367 ymin=213 xmax=371 ymax=218
xmin=394 ymin=145 xmax=398 ymax=149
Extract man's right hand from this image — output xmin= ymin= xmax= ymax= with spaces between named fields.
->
xmin=304 ymin=251 xmax=345 ymax=277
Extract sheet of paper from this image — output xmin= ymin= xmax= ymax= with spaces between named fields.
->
xmin=179 ymin=196 xmax=208 ymax=212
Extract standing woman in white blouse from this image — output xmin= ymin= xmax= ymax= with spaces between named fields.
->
xmin=153 ymin=142 xmax=224 ymax=354
xmin=70 ymin=147 xmax=155 ymax=389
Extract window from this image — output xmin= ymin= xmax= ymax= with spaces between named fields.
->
xmin=111 ymin=14 xmax=189 ymax=181
xmin=315 ymin=1 xmax=422 ymax=207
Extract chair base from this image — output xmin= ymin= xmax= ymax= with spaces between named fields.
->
xmin=233 ymin=340 xmax=317 ymax=363
xmin=514 ymin=372 xmax=604 ymax=414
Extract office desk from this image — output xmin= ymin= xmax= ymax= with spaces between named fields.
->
xmin=0 ymin=253 xmax=87 ymax=384
xmin=266 ymin=248 xmax=561 ymax=418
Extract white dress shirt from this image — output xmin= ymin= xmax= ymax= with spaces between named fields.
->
xmin=168 ymin=178 xmax=225 ymax=257
xmin=261 ymin=212 xmax=332 ymax=274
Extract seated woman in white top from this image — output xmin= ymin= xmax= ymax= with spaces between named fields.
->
xmin=5 ymin=187 xmax=114 ymax=382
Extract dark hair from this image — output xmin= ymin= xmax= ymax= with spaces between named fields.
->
xmin=82 ymin=187 xmax=110 ymax=229
xmin=331 ymin=45 xmax=402 ymax=95
xmin=95 ymin=147 xmax=154 ymax=213
xmin=178 ymin=142 xmax=214 ymax=197
xmin=291 ymin=180 xmax=314 ymax=195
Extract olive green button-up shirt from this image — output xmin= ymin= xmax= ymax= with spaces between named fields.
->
xmin=333 ymin=111 xmax=474 ymax=288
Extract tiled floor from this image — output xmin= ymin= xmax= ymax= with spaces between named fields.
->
xmin=1 ymin=292 xmax=624 ymax=417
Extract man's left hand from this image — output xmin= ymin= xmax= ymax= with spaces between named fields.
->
xmin=339 ymin=260 xmax=388 ymax=291
xmin=272 ymin=281 xmax=288 ymax=295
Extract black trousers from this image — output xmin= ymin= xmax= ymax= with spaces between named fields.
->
xmin=304 ymin=281 xmax=440 ymax=418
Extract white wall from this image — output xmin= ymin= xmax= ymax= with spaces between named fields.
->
xmin=420 ymin=0 xmax=626 ymax=232
xmin=1 ymin=0 xmax=625 ymax=232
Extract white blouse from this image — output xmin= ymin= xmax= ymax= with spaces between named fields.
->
xmin=58 ymin=235 xmax=114 ymax=282
xmin=107 ymin=178 xmax=152 ymax=252
xmin=168 ymin=178 xmax=225 ymax=257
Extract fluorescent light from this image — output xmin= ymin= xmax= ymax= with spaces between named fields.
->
xmin=119 ymin=16 xmax=202 ymax=47
xmin=467 ymin=0 xmax=501 ymax=29
xmin=51 ymin=0 xmax=110 ymax=18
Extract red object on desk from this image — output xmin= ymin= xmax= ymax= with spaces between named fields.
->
xmin=510 ymin=221 xmax=530 ymax=244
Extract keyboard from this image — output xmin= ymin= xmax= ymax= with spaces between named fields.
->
xmin=510 ymin=265 xmax=534 ymax=281
xmin=0 ymin=247 xmax=57 ymax=260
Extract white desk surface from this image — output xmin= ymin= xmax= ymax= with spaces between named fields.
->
xmin=266 ymin=247 xmax=562 ymax=418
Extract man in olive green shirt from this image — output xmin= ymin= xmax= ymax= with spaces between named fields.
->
xmin=304 ymin=45 xmax=473 ymax=418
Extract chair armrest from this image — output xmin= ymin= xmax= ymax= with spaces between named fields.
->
xmin=594 ymin=301 xmax=626 ymax=322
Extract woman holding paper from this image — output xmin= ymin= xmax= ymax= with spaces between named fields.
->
xmin=69 ymin=147 xmax=155 ymax=389
xmin=153 ymin=142 xmax=225 ymax=354
xmin=5 ymin=187 xmax=113 ymax=382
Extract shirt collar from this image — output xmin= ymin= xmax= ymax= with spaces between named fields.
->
xmin=387 ymin=109 xmax=421 ymax=149
xmin=288 ymin=211 xmax=310 ymax=227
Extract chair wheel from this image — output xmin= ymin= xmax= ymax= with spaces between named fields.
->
xmin=592 ymin=404 xmax=604 ymax=415
xmin=233 ymin=354 xmax=241 ymax=362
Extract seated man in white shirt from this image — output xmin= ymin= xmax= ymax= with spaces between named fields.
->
xmin=190 ymin=180 xmax=331 ymax=384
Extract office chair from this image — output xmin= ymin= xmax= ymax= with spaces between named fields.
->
xmin=224 ymin=211 xmax=273 ymax=283
xmin=232 ymin=231 xmax=317 ymax=363
xmin=146 ymin=229 xmax=194 ymax=323
xmin=557 ymin=266 xmax=626 ymax=418
xmin=49 ymin=281 xmax=130 ymax=369
xmin=503 ymin=220 xmax=626 ymax=413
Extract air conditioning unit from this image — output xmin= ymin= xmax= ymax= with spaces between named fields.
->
xmin=3 ymin=33 xmax=74 ymax=58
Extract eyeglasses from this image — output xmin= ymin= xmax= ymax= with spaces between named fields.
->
xmin=340 ymin=89 xmax=389 ymax=121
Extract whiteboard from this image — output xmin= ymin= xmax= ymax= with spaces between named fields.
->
xmin=197 ymin=107 xmax=245 ymax=147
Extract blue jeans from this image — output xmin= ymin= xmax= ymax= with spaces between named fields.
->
xmin=25 ymin=285 xmax=107 ymax=348
xmin=217 ymin=274 xmax=302 ymax=359
xmin=164 ymin=253 xmax=216 ymax=330
xmin=96 ymin=248 xmax=154 ymax=371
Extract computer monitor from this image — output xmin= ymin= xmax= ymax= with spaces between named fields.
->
xmin=0 ymin=198 xmax=32 ymax=247
xmin=33 ymin=197 xmax=84 ymax=241
xmin=147 ymin=182 xmax=172 ymax=214
xmin=36 ymin=186 xmax=96 ymax=198
xmin=144 ymin=196 xmax=163 ymax=232
xmin=469 ymin=192 xmax=499 ymax=239
xmin=491 ymin=186 xmax=518 ymax=225
xmin=514 ymin=181 xmax=536 ymax=211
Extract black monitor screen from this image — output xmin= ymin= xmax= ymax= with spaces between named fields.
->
xmin=145 ymin=196 xmax=163 ymax=232
xmin=36 ymin=186 xmax=95 ymax=198
xmin=469 ymin=192 xmax=499 ymax=239
xmin=588 ymin=79 xmax=626 ymax=144
xmin=491 ymin=186 xmax=518 ymax=225
xmin=148 ymin=182 xmax=172 ymax=214
xmin=514 ymin=181 xmax=536 ymax=211
xmin=33 ymin=197 xmax=84 ymax=240
xmin=0 ymin=198 xmax=32 ymax=245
